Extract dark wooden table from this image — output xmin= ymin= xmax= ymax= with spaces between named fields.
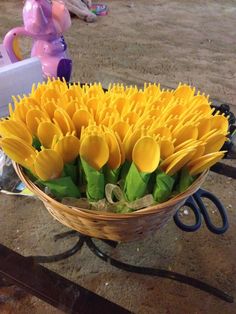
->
xmin=0 ymin=243 xmax=131 ymax=314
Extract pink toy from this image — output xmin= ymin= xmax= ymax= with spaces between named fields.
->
xmin=3 ymin=0 xmax=72 ymax=81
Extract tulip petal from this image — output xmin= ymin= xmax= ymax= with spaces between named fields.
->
xmin=112 ymin=121 xmax=130 ymax=142
xmin=72 ymin=109 xmax=92 ymax=138
xmin=210 ymin=115 xmax=229 ymax=134
xmin=132 ymin=136 xmax=160 ymax=173
xmin=80 ymin=134 xmax=109 ymax=170
xmin=163 ymin=149 xmax=196 ymax=176
xmin=26 ymin=109 xmax=49 ymax=136
xmin=37 ymin=121 xmax=62 ymax=148
xmin=53 ymin=135 xmax=80 ymax=163
xmin=204 ymin=133 xmax=227 ymax=154
xmin=159 ymin=139 xmax=174 ymax=159
xmin=188 ymin=151 xmax=226 ymax=176
xmin=34 ymin=149 xmax=64 ymax=180
xmin=0 ymin=119 xmax=32 ymax=145
xmin=104 ymin=132 xmax=121 ymax=169
xmin=174 ymin=125 xmax=198 ymax=146
xmin=54 ymin=108 xmax=75 ymax=135
xmin=0 ymin=137 xmax=36 ymax=170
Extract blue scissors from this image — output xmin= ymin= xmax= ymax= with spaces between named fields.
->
xmin=173 ymin=188 xmax=229 ymax=234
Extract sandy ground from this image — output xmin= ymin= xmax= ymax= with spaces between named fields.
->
xmin=0 ymin=0 xmax=236 ymax=313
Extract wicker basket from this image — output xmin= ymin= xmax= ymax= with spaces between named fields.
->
xmin=13 ymin=163 xmax=207 ymax=242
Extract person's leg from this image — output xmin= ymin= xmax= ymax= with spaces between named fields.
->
xmin=64 ymin=0 xmax=96 ymax=22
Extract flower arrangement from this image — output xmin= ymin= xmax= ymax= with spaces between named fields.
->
xmin=0 ymin=79 xmax=228 ymax=212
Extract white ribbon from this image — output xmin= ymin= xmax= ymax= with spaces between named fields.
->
xmin=105 ymin=183 xmax=154 ymax=210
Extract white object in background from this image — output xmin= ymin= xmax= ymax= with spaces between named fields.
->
xmin=0 ymin=44 xmax=11 ymax=67
xmin=0 ymin=57 xmax=44 ymax=118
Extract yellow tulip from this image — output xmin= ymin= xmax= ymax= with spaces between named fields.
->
xmin=112 ymin=97 xmax=128 ymax=116
xmin=100 ymin=114 xmax=118 ymax=128
xmin=80 ymin=134 xmax=109 ymax=170
xmin=123 ymin=129 xmax=142 ymax=161
xmin=3 ymin=81 xmax=228 ymax=180
xmin=34 ymin=149 xmax=64 ymax=180
xmin=114 ymin=132 xmax=126 ymax=165
xmin=53 ymin=135 xmax=80 ymax=163
xmin=86 ymin=97 xmax=100 ymax=116
xmin=159 ymin=139 xmax=174 ymax=159
xmin=173 ymin=125 xmax=198 ymax=146
xmin=188 ymin=151 xmax=226 ymax=176
xmin=174 ymin=139 xmax=199 ymax=152
xmin=104 ymin=131 xmax=121 ymax=169
xmin=132 ymin=136 xmax=160 ymax=173
xmin=63 ymin=85 xmax=82 ymax=100
xmin=26 ymin=109 xmax=49 ymax=136
xmin=37 ymin=121 xmax=62 ymax=148
xmin=199 ymin=129 xmax=218 ymax=141
xmin=86 ymin=83 xmax=104 ymax=98
xmin=72 ymin=109 xmax=93 ymax=138
xmin=31 ymin=82 xmax=48 ymax=102
xmin=210 ymin=115 xmax=228 ymax=134
xmin=11 ymin=99 xmax=31 ymax=123
xmin=42 ymin=100 xmax=57 ymax=119
xmin=191 ymin=94 xmax=209 ymax=107
xmin=0 ymin=137 xmax=36 ymax=170
xmin=204 ymin=133 xmax=227 ymax=155
xmin=160 ymin=147 xmax=196 ymax=175
xmin=0 ymin=119 xmax=32 ymax=145
xmin=65 ymin=101 xmax=80 ymax=118
xmin=24 ymin=96 xmax=40 ymax=108
xmin=53 ymin=108 xmax=75 ymax=135
xmin=165 ymin=118 xmax=182 ymax=132
xmin=41 ymin=88 xmax=61 ymax=104
xmin=159 ymin=91 xmax=174 ymax=105
xmin=137 ymin=117 xmax=155 ymax=129
xmin=150 ymin=126 xmax=172 ymax=139
xmin=48 ymin=78 xmax=68 ymax=93
xmin=123 ymin=112 xmax=140 ymax=125
xmin=143 ymin=83 xmax=161 ymax=98
xmin=134 ymin=105 xmax=146 ymax=116
xmin=112 ymin=121 xmax=130 ymax=142
xmin=174 ymin=84 xmax=195 ymax=100
xmin=190 ymin=142 xmax=206 ymax=160
xmin=98 ymin=107 xmax=118 ymax=123
xmin=197 ymin=118 xmax=212 ymax=139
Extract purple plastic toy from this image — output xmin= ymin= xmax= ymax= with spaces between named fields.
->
xmin=3 ymin=0 xmax=72 ymax=81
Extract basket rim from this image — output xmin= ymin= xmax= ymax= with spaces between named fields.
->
xmin=13 ymin=162 xmax=208 ymax=219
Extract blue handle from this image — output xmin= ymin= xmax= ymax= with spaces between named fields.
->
xmin=193 ymin=189 xmax=229 ymax=234
xmin=174 ymin=196 xmax=202 ymax=232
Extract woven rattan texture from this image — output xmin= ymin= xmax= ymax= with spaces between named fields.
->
xmin=14 ymin=163 xmax=207 ymax=242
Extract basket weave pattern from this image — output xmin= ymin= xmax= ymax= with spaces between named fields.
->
xmin=14 ymin=163 xmax=207 ymax=242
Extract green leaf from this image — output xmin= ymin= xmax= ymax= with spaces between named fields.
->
xmin=77 ymin=158 xmax=86 ymax=194
xmin=124 ymin=162 xmax=150 ymax=202
xmin=147 ymin=171 xmax=156 ymax=193
xmin=80 ymin=157 xmax=105 ymax=202
xmin=153 ymin=169 xmax=175 ymax=203
xmin=32 ymin=137 xmax=41 ymax=151
xmin=120 ymin=160 xmax=131 ymax=179
xmin=63 ymin=162 xmax=78 ymax=184
xmin=104 ymin=166 xmax=120 ymax=184
xmin=39 ymin=176 xmax=80 ymax=200
xmin=176 ymin=167 xmax=195 ymax=193
xmin=24 ymin=168 xmax=38 ymax=182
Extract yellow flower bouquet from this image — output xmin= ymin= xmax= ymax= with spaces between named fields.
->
xmin=0 ymin=79 xmax=228 ymax=214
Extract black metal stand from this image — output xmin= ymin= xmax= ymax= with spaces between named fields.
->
xmin=28 ymin=229 xmax=234 ymax=304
